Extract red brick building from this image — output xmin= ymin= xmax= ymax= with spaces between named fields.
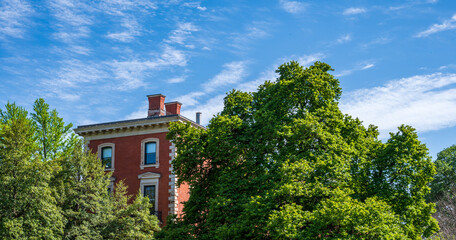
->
xmin=74 ymin=94 xmax=202 ymax=223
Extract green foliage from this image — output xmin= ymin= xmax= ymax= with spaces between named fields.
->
xmin=0 ymin=99 xmax=160 ymax=239
xmin=31 ymin=98 xmax=78 ymax=161
xmin=0 ymin=102 xmax=64 ymax=239
xmin=429 ymin=145 xmax=456 ymax=202
xmin=103 ymin=182 xmax=161 ymax=239
xmin=160 ymin=61 xmax=438 ymax=239
xmin=431 ymin=187 xmax=456 ymax=239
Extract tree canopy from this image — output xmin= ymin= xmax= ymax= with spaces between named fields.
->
xmin=160 ymin=61 xmax=438 ymax=239
xmin=429 ymin=145 xmax=456 ymax=202
xmin=0 ymin=100 xmax=160 ymax=239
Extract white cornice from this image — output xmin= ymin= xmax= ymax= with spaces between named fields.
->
xmin=74 ymin=115 xmax=204 ymax=140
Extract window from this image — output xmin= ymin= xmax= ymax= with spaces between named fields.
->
xmin=138 ymin=172 xmax=160 ymax=214
xmin=101 ymin=147 xmax=112 ymax=168
xmin=145 ymin=142 xmax=156 ymax=165
xmin=143 ymin=185 xmax=156 ymax=209
xmin=97 ymin=143 xmax=115 ymax=170
xmin=141 ymin=138 xmax=159 ymax=168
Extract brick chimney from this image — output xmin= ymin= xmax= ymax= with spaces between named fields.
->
xmin=147 ymin=94 xmax=166 ymax=117
xmin=165 ymin=101 xmax=182 ymax=115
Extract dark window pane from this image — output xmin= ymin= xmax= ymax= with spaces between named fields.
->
xmin=143 ymin=185 xmax=156 ymax=209
xmin=101 ymin=147 xmax=112 ymax=168
xmin=145 ymin=142 xmax=156 ymax=165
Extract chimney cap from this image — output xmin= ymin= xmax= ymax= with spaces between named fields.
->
xmin=147 ymin=94 xmax=166 ymax=98
xmin=165 ymin=101 xmax=183 ymax=105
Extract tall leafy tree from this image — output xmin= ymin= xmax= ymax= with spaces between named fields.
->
xmin=0 ymin=99 xmax=160 ymax=239
xmin=31 ymin=98 xmax=78 ymax=161
xmin=160 ymin=61 xmax=438 ymax=239
xmin=429 ymin=145 xmax=456 ymax=202
xmin=0 ymin=102 xmax=64 ymax=239
xmin=52 ymin=141 xmax=161 ymax=239
xmin=103 ymin=182 xmax=161 ymax=239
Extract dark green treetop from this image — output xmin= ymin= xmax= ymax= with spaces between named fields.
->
xmin=160 ymin=61 xmax=438 ymax=239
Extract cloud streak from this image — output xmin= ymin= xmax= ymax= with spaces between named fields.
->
xmin=176 ymin=61 xmax=248 ymax=107
xmin=279 ymin=0 xmax=308 ymax=14
xmin=340 ymin=72 xmax=456 ymax=138
xmin=343 ymin=7 xmax=366 ymax=15
xmin=165 ymin=22 xmax=199 ymax=46
xmin=106 ymin=17 xmax=141 ymax=42
xmin=415 ymin=14 xmax=456 ymax=38
xmin=202 ymin=61 xmax=247 ymax=92
xmin=335 ymin=62 xmax=375 ymax=77
xmin=0 ymin=0 xmax=33 ymax=39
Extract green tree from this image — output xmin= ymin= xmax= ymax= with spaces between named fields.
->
xmin=31 ymin=98 xmax=78 ymax=161
xmin=103 ymin=182 xmax=161 ymax=239
xmin=0 ymin=102 xmax=64 ymax=239
xmin=160 ymin=61 xmax=438 ymax=239
xmin=52 ymin=139 xmax=160 ymax=239
xmin=429 ymin=145 xmax=456 ymax=202
xmin=0 ymin=99 xmax=160 ymax=239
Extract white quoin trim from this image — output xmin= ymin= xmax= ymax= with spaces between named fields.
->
xmin=168 ymin=142 xmax=178 ymax=215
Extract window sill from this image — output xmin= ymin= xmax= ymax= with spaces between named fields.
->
xmin=104 ymin=168 xmax=115 ymax=171
xmin=140 ymin=164 xmax=159 ymax=169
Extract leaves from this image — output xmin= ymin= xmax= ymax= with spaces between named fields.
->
xmin=0 ymin=99 xmax=160 ymax=239
xmin=160 ymin=61 xmax=438 ymax=239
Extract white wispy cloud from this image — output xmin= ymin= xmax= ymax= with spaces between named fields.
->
xmin=165 ymin=22 xmax=199 ymax=46
xmin=279 ymin=0 xmax=308 ymax=14
xmin=48 ymin=0 xmax=93 ymax=27
xmin=42 ymin=45 xmax=188 ymax=102
xmin=167 ymin=76 xmax=186 ymax=83
xmin=42 ymin=59 xmax=108 ymax=101
xmin=362 ymin=36 xmax=392 ymax=49
xmin=361 ymin=63 xmax=374 ymax=70
xmin=176 ymin=91 xmax=205 ymax=107
xmin=175 ymin=61 xmax=248 ymax=107
xmin=335 ymin=62 xmax=375 ymax=77
xmin=337 ymin=34 xmax=352 ymax=44
xmin=99 ymin=1 xmax=157 ymax=42
xmin=230 ymin=21 xmax=270 ymax=50
xmin=125 ymin=104 xmax=148 ymax=119
xmin=297 ymin=53 xmax=325 ymax=66
xmin=202 ymin=61 xmax=248 ymax=92
xmin=343 ymin=7 xmax=367 ymax=15
xmin=180 ymin=94 xmax=225 ymax=125
xmin=340 ymin=72 xmax=456 ymax=138
xmin=415 ymin=14 xmax=456 ymax=38
xmin=48 ymin=0 xmax=95 ymax=55
xmin=98 ymin=0 xmax=157 ymax=16
xmin=0 ymin=0 xmax=33 ymax=39
xmin=106 ymin=17 xmax=141 ymax=42
xmin=109 ymin=45 xmax=187 ymax=90
xmin=182 ymin=2 xmax=206 ymax=11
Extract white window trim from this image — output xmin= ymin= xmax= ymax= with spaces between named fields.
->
xmin=138 ymin=172 xmax=160 ymax=212
xmin=141 ymin=138 xmax=159 ymax=169
xmin=98 ymin=143 xmax=115 ymax=171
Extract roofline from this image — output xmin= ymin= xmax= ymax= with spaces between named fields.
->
xmin=74 ymin=114 xmax=205 ymax=135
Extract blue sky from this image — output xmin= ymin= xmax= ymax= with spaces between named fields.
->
xmin=1 ymin=0 xmax=456 ymax=159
